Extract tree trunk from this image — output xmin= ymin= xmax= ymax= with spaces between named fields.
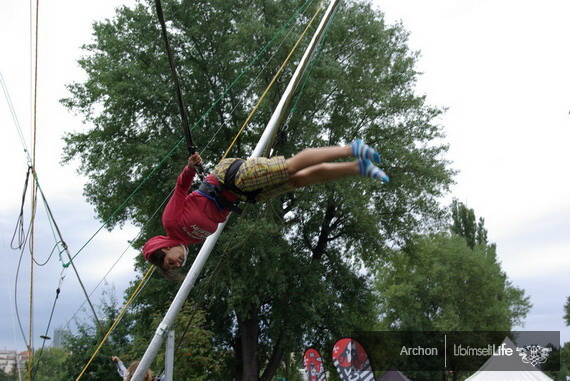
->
xmin=311 ymin=201 xmax=336 ymax=261
xmin=260 ymin=331 xmax=285 ymax=381
xmin=234 ymin=335 xmax=243 ymax=381
xmin=239 ymin=305 xmax=260 ymax=381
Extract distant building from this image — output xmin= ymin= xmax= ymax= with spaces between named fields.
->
xmin=18 ymin=351 xmax=30 ymax=365
xmin=0 ymin=350 xmax=18 ymax=375
xmin=53 ymin=328 xmax=66 ymax=348
xmin=18 ymin=351 xmax=30 ymax=374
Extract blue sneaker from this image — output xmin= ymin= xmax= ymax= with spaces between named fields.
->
xmin=358 ymin=159 xmax=389 ymax=183
xmin=352 ymin=138 xmax=381 ymax=163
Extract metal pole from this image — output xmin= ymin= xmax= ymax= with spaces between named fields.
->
xmin=258 ymin=0 xmax=340 ymax=158
xmin=165 ymin=330 xmax=175 ymax=381
xmin=131 ymin=221 xmax=227 ymax=380
xmin=131 ymin=1 xmax=341 ymax=379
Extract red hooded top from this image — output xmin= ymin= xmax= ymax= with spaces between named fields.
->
xmin=142 ymin=165 xmax=237 ymax=261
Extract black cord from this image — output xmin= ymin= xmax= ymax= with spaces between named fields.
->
xmin=31 ymin=274 xmax=64 ymax=381
xmin=11 ymin=167 xmax=64 ymax=367
xmin=154 ymin=0 xmax=204 ymax=177
xmin=32 ymin=241 xmax=64 ymax=267
xmin=11 ymin=166 xmax=32 ymax=250
xmin=14 ymin=239 xmax=31 ymax=349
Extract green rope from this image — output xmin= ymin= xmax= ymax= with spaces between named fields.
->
xmin=186 ymin=0 xmax=315 ymax=134
xmin=62 ymin=0 xmax=316 ymax=267
xmin=64 ymin=139 xmax=183 ymax=266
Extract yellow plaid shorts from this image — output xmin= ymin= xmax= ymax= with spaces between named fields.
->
xmin=213 ymin=157 xmax=296 ymax=202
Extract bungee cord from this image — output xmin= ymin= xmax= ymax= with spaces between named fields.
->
xmin=154 ymin=0 xmax=202 ymax=172
xmin=29 ymin=269 xmax=65 ymax=381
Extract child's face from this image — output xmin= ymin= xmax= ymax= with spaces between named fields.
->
xmin=162 ymin=245 xmax=186 ymax=270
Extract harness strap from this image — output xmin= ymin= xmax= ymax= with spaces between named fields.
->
xmin=197 ymin=183 xmax=243 ymax=215
xmin=222 ymin=160 xmax=261 ymax=203
xmin=197 ymin=159 xmax=263 ymax=214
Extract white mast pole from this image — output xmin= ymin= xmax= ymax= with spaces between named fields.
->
xmin=164 ymin=330 xmax=175 ymax=381
xmin=131 ymin=1 xmax=341 ymax=379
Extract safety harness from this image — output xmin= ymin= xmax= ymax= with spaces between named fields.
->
xmin=196 ymin=159 xmax=260 ymax=215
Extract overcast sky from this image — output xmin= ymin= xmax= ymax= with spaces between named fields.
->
xmin=1 ymin=0 xmax=569 ymax=353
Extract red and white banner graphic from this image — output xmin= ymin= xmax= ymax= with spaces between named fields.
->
xmin=304 ymin=348 xmax=326 ymax=381
xmin=332 ymin=338 xmax=375 ymax=381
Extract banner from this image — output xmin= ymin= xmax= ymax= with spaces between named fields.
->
xmin=304 ymin=348 xmax=326 ymax=381
xmin=332 ymin=338 xmax=375 ymax=381
xmin=351 ymin=330 xmax=560 ymax=372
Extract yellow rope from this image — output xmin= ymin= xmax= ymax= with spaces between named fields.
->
xmin=75 ymin=266 xmax=155 ymax=381
xmin=76 ymin=4 xmax=325 ymax=379
xmin=28 ymin=1 xmax=41 ymax=380
xmin=220 ymin=2 xmax=324 ymax=161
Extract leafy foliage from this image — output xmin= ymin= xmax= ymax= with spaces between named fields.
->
xmin=29 ymin=347 xmax=67 ymax=381
xmin=375 ymin=233 xmax=531 ymax=331
xmin=451 ymin=199 xmax=488 ymax=249
xmin=61 ymin=0 xmax=455 ymax=378
xmin=60 ymin=286 xmax=134 ymax=380
xmin=375 ymin=202 xmax=531 ymax=335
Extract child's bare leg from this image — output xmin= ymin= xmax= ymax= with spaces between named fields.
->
xmin=285 ymin=139 xmax=381 ymax=175
xmin=289 ymin=159 xmax=389 ymax=187
xmin=289 ymin=161 xmax=358 ymax=188
xmin=285 ymin=146 xmax=351 ymax=175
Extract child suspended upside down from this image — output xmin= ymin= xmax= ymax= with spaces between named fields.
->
xmin=142 ymin=139 xmax=388 ymax=279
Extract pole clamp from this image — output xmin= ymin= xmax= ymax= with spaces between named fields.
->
xmin=156 ymin=322 xmax=170 ymax=338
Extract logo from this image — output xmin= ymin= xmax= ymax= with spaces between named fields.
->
xmin=516 ymin=345 xmax=552 ymax=367
xmin=332 ymin=338 xmax=375 ymax=381
xmin=304 ymin=348 xmax=326 ymax=381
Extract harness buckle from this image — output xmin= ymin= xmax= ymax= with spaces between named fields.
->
xmin=197 ymin=182 xmax=243 ymax=215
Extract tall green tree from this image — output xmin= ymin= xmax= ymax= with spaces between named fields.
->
xmin=374 ymin=233 xmax=531 ymax=331
xmin=61 ymin=0 xmax=454 ymax=379
xmin=29 ymin=347 xmax=67 ymax=381
xmin=450 ymin=199 xmax=488 ymax=249
xmin=375 ymin=204 xmax=531 ymax=380
xmin=60 ymin=286 xmax=134 ymax=380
